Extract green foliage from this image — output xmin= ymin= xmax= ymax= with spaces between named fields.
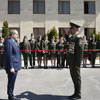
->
xmin=90 ymin=31 xmax=100 ymax=41
xmin=90 ymin=31 xmax=96 ymax=36
xmin=2 ymin=20 xmax=9 ymax=39
xmin=47 ymin=27 xmax=59 ymax=41
xmin=95 ymin=32 xmax=100 ymax=41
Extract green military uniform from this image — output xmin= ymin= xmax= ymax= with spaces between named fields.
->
xmin=56 ymin=41 xmax=64 ymax=67
xmin=20 ymin=41 xmax=31 ymax=69
xmin=48 ymin=41 xmax=56 ymax=59
xmin=83 ymin=40 xmax=88 ymax=68
xmin=36 ymin=40 xmax=44 ymax=57
xmin=83 ymin=40 xmax=88 ymax=59
xmin=96 ymin=40 xmax=100 ymax=63
xmin=0 ymin=41 xmax=5 ymax=69
xmin=29 ymin=39 xmax=36 ymax=67
xmin=88 ymin=39 xmax=97 ymax=67
xmin=67 ymin=33 xmax=83 ymax=97
xmin=43 ymin=40 xmax=49 ymax=57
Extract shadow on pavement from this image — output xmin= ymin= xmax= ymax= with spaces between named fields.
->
xmin=0 ymin=99 xmax=7 ymax=100
xmin=21 ymin=66 xmax=68 ymax=70
xmin=16 ymin=91 xmax=70 ymax=100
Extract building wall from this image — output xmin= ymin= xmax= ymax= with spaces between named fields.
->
xmin=0 ymin=0 xmax=100 ymax=41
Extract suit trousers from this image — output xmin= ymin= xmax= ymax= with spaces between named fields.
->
xmin=7 ymin=71 xmax=18 ymax=100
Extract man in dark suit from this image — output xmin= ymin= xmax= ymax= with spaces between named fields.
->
xmin=5 ymin=30 xmax=21 ymax=100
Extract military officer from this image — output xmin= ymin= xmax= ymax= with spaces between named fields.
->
xmin=20 ymin=36 xmax=31 ymax=69
xmin=48 ymin=37 xmax=56 ymax=67
xmin=42 ymin=35 xmax=49 ymax=68
xmin=56 ymin=37 xmax=64 ymax=68
xmin=88 ymin=35 xmax=97 ymax=67
xmin=67 ymin=22 xmax=83 ymax=99
xmin=96 ymin=39 xmax=100 ymax=63
xmin=0 ymin=37 xmax=5 ymax=69
xmin=82 ymin=36 xmax=88 ymax=68
xmin=36 ymin=35 xmax=44 ymax=67
xmin=29 ymin=33 xmax=36 ymax=68
xmin=55 ymin=37 xmax=59 ymax=67
xmin=63 ymin=39 xmax=69 ymax=68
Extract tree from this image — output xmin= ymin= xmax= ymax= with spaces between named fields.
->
xmin=47 ymin=27 xmax=59 ymax=41
xmin=2 ymin=20 xmax=9 ymax=40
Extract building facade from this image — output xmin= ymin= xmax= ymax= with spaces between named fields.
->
xmin=0 ymin=0 xmax=100 ymax=41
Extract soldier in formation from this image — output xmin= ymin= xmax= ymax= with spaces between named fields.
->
xmin=42 ymin=35 xmax=49 ymax=68
xmin=48 ymin=37 xmax=56 ymax=67
xmin=0 ymin=37 xmax=5 ymax=69
xmin=82 ymin=36 xmax=88 ymax=68
xmin=29 ymin=33 xmax=36 ymax=68
xmin=88 ymin=35 xmax=97 ymax=67
xmin=56 ymin=37 xmax=65 ymax=68
xmin=36 ymin=35 xmax=44 ymax=68
xmin=20 ymin=36 xmax=31 ymax=69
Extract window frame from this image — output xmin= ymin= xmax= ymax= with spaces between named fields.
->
xmin=33 ymin=27 xmax=45 ymax=39
xmin=33 ymin=0 xmax=45 ymax=14
xmin=84 ymin=1 xmax=96 ymax=14
xmin=8 ymin=0 xmax=20 ymax=14
xmin=58 ymin=1 xmax=70 ymax=14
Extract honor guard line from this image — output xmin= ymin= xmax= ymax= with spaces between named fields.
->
xmin=0 ymin=49 xmax=100 ymax=52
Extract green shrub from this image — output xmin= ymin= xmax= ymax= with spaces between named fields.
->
xmin=47 ymin=27 xmax=59 ymax=41
xmin=96 ymin=32 xmax=100 ymax=41
xmin=2 ymin=20 xmax=9 ymax=40
xmin=90 ymin=31 xmax=100 ymax=41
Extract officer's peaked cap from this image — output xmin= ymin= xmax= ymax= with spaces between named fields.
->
xmin=70 ymin=22 xmax=80 ymax=29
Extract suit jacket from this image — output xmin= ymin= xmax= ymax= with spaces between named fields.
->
xmin=4 ymin=37 xmax=21 ymax=72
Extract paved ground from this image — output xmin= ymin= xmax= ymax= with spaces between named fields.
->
xmin=0 ymin=60 xmax=100 ymax=100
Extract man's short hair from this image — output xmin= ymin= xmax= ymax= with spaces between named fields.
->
xmin=9 ymin=30 xmax=18 ymax=36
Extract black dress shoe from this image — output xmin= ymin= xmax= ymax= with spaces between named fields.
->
xmin=92 ymin=65 xmax=95 ymax=68
xmin=14 ymin=97 xmax=21 ymax=100
xmin=68 ymin=94 xmax=81 ymax=100
xmin=33 ymin=66 xmax=34 ymax=68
